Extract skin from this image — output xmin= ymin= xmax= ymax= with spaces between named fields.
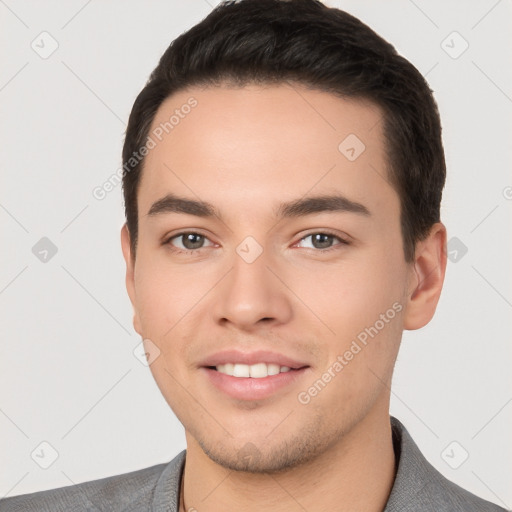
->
xmin=121 ymin=82 xmax=447 ymax=512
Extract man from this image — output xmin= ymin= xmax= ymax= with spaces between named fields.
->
xmin=1 ymin=0 xmax=506 ymax=511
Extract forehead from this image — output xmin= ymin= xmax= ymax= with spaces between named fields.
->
xmin=138 ymin=83 xmax=398 ymax=222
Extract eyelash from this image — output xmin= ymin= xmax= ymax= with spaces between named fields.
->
xmin=163 ymin=230 xmax=350 ymax=255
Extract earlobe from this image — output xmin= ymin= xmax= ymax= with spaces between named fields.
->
xmin=120 ymin=224 xmax=142 ymax=335
xmin=403 ymin=222 xmax=447 ymax=330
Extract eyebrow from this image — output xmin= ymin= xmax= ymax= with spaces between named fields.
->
xmin=146 ymin=192 xmax=371 ymax=219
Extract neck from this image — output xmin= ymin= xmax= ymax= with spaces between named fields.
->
xmin=180 ymin=407 xmax=396 ymax=512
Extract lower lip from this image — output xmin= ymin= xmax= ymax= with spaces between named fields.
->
xmin=202 ymin=367 xmax=309 ymax=401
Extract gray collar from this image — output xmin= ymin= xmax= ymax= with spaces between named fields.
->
xmin=151 ymin=416 xmax=504 ymax=512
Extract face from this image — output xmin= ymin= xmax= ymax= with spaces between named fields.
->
xmin=122 ymin=83 xmax=423 ymax=473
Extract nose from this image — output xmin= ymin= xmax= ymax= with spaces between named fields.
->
xmin=212 ymin=247 xmax=293 ymax=331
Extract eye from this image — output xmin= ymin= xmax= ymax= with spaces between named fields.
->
xmin=164 ymin=231 xmax=349 ymax=255
xmin=165 ymin=232 xmax=215 ymax=252
xmin=295 ymin=232 xmax=349 ymax=251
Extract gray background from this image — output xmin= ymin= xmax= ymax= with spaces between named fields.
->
xmin=1 ymin=0 xmax=511 ymax=507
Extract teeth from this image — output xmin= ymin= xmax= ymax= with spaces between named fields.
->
xmin=215 ymin=363 xmax=295 ymax=378
xmin=249 ymin=363 xmax=267 ymax=378
xmin=233 ymin=363 xmax=250 ymax=377
xmin=267 ymin=363 xmax=280 ymax=376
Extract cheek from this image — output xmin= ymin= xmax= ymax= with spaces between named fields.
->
xmin=298 ymin=254 xmax=405 ymax=339
xmin=133 ymin=257 xmax=205 ymax=336
xmin=303 ymin=247 xmax=405 ymax=390
xmin=132 ymin=259 xmax=207 ymax=374
xmin=345 ymin=239 xmax=406 ymax=314
xmin=133 ymin=266 xmax=196 ymax=411
xmin=133 ymin=275 xmax=169 ymax=336
xmin=301 ymin=308 xmax=402 ymax=423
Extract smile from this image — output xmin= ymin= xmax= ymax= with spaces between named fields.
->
xmin=214 ymin=363 xmax=293 ymax=378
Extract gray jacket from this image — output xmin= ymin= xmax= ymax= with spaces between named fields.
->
xmin=1 ymin=417 xmax=507 ymax=511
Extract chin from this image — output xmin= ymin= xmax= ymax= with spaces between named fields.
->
xmin=195 ymin=426 xmax=333 ymax=475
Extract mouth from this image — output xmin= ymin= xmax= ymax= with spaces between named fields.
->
xmin=208 ymin=362 xmax=304 ymax=378
xmin=200 ymin=353 xmax=310 ymax=401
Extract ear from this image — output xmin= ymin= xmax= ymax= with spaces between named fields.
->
xmin=403 ymin=222 xmax=447 ymax=330
xmin=120 ymin=223 xmax=142 ymax=336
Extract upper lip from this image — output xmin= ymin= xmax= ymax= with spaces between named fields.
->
xmin=198 ymin=350 xmax=309 ymax=369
